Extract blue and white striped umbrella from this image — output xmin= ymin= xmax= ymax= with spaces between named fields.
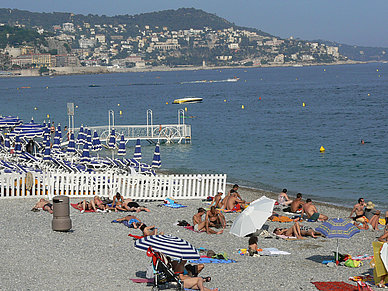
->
xmin=57 ymin=123 xmax=62 ymax=140
xmin=76 ymin=125 xmax=85 ymax=145
xmin=133 ymin=138 xmax=142 ymax=160
xmin=80 ymin=143 xmax=90 ymax=162
xmin=0 ymin=116 xmax=22 ymax=128
xmin=108 ymin=128 xmax=116 ymax=149
xmin=316 ymin=218 xmax=360 ymax=261
xmin=86 ymin=128 xmax=92 ymax=148
xmin=52 ymin=130 xmax=61 ymax=150
xmin=92 ymin=131 xmax=102 ymax=152
xmin=117 ymin=134 xmax=126 ymax=156
xmin=43 ymin=139 xmax=51 ymax=161
xmin=67 ymin=132 xmax=76 ymax=153
xmin=134 ymin=234 xmax=200 ymax=260
xmin=151 ymin=142 xmax=161 ymax=168
xmin=14 ymin=135 xmax=22 ymax=155
xmin=9 ymin=117 xmax=45 ymax=138
xmin=4 ymin=136 xmax=11 ymax=152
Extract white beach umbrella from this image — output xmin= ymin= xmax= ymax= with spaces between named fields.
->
xmin=230 ymin=196 xmax=275 ymax=237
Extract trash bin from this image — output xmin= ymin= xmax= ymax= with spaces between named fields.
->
xmin=52 ymin=196 xmax=72 ymax=231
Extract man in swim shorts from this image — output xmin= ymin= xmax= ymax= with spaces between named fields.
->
xmin=192 ymin=208 xmax=223 ymax=235
xmin=349 ymin=198 xmax=366 ymax=222
xmin=300 ymin=199 xmax=328 ymax=221
xmin=114 ymin=215 xmax=141 ymax=227
xmin=31 ymin=198 xmax=53 ymax=214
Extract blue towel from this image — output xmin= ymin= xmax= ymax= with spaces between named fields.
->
xmin=188 ymin=257 xmax=236 ymax=264
xmin=163 ymin=203 xmax=187 ymax=208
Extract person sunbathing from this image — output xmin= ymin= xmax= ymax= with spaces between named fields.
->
xmin=205 ymin=206 xmax=225 ymax=233
xmin=224 ymin=195 xmax=248 ymax=211
xmin=192 ymin=208 xmax=223 ymax=235
xmin=174 ymin=260 xmax=217 ymax=291
xmin=300 ymin=199 xmax=328 ymax=221
xmin=290 ymin=193 xmax=304 ymax=213
xmin=123 ymin=198 xmax=150 ymax=212
xmin=171 ymin=259 xmax=204 ymax=278
xmin=115 ymin=215 xmax=141 ymax=227
xmin=273 ymin=222 xmax=303 ymax=239
xmin=76 ymin=200 xmax=94 ymax=213
xmin=105 ymin=193 xmax=127 ymax=212
xmin=299 ymin=225 xmax=323 ymax=238
xmin=209 ymin=190 xmax=224 ymax=208
xmin=278 ymin=189 xmax=293 ymax=206
xmin=134 ymin=222 xmax=164 ymax=236
xmin=93 ymin=196 xmax=107 ymax=211
xmin=31 ymin=198 xmax=53 ymax=214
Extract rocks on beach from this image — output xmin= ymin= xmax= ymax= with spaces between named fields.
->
xmin=0 ymin=186 xmax=381 ymax=291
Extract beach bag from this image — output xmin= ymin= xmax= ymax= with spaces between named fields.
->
xmin=345 ymin=259 xmax=362 ymax=268
xmin=178 ymin=220 xmax=190 ymax=226
xmin=207 ymin=250 xmax=216 ymax=258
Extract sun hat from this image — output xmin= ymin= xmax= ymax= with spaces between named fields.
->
xmin=366 ymin=201 xmax=375 ymax=209
xmin=217 ymin=189 xmax=223 ymax=193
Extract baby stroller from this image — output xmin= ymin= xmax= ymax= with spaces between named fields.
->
xmin=147 ymin=246 xmax=184 ymax=291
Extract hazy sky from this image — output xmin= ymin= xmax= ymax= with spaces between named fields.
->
xmin=4 ymin=0 xmax=388 ymax=47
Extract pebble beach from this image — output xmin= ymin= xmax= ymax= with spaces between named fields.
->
xmin=0 ymin=186 xmax=382 ymax=291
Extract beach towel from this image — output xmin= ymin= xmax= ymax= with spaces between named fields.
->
xmin=128 ymin=234 xmax=144 ymax=239
xmin=352 ymin=255 xmax=373 ymax=261
xmin=262 ymin=248 xmax=291 ymax=255
xmin=311 ymin=281 xmax=358 ymax=291
xmin=163 ymin=203 xmax=187 ymax=208
xmin=130 ymin=278 xmax=154 ymax=283
xmin=71 ymin=204 xmax=95 ymax=212
xmin=188 ymin=257 xmax=236 ymax=264
xmin=111 ymin=220 xmax=134 ymax=228
xmin=274 ymin=234 xmax=307 ymax=241
xmin=183 ymin=226 xmax=205 ymax=233
xmin=269 ymin=216 xmax=293 ymax=223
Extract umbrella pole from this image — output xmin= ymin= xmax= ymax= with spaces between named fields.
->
xmin=336 ymin=239 xmax=339 ymax=261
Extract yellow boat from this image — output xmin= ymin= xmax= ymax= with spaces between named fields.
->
xmin=173 ymin=97 xmax=203 ymax=104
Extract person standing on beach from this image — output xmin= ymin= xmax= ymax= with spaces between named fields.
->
xmin=290 ymin=193 xmax=304 ymax=213
xmin=349 ymin=198 xmax=366 ymax=222
xmin=300 ymin=199 xmax=328 ymax=221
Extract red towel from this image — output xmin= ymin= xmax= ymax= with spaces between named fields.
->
xmin=71 ymin=203 xmax=95 ymax=212
xmin=311 ymin=281 xmax=358 ymax=291
xmin=128 ymin=234 xmax=144 ymax=239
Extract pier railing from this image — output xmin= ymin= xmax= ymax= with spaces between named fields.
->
xmin=0 ymin=172 xmax=226 ymax=200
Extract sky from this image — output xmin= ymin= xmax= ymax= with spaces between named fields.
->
xmin=3 ymin=0 xmax=388 ymax=47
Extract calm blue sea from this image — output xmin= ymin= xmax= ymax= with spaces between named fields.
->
xmin=0 ymin=63 xmax=387 ymax=208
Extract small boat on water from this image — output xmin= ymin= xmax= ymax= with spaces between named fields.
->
xmin=227 ymin=77 xmax=240 ymax=82
xmin=173 ymin=97 xmax=203 ymax=104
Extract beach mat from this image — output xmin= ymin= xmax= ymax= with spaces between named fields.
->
xmin=275 ymin=234 xmax=307 ymax=241
xmin=163 ymin=203 xmax=187 ymax=208
xmin=112 ymin=220 xmax=134 ymax=228
xmin=71 ymin=204 xmax=95 ymax=212
xmin=311 ymin=281 xmax=357 ymax=291
xmin=128 ymin=234 xmax=144 ymax=239
xmin=130 ymin=278 xmax=154 ymax=283
xmin=189 ymin=257 xmax=236 ymax=264
xmin=183 ymin=226 xmax=205 ymax=233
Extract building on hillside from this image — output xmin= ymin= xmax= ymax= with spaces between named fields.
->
xmin=55 ymin=54 xmax=79 ymax=67
xmin=95 ymin=34 xmax=106 ymax=43
xmin=11 ymin=54 xmax=54 ymax=68
xmin=228 ymin=43 xmax=239 ymax=49
xmin=62 ymin=23 xmax=75 ymax=32
xmin=21 ymin=46 xmax=34 ymax=55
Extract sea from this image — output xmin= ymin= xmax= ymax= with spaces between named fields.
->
xmin=0 ymin=63 xmax=387 ymax=209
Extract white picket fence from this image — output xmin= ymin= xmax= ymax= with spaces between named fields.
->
xmin=0 ymin=172 xmax=227 ymax=200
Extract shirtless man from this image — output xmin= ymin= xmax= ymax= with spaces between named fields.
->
xmin=134 ymin=222 xmax=164 ymax=237
xmin=115 ymin=215 xmax=141 ymax=227
xmin=205 ymin=206 xmax=225 ymax=234
xmin=300 ymin=199 xmax=328 ymax=221
xmin=290 ymin=193 xmax=304 ymax=213
xmin=225 ymin=194 xmax=248 ymax=211
xmin=349 ymin=198 xmax=366 ymax=222
xmin=31 ymin=198 xmax=53 ymax=214
xmin=228 ymin=184 xmax=242 ymax=200
xmin=192 ymin=208 xmax=223 ymax=234
xmin=209 ymin=190 xmax=224 ymax=208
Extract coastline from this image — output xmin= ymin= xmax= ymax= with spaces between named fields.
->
xmin=2 ymin=59 xmax=368 ymax=78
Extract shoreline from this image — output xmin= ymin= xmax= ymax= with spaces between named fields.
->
xmin=2 ymin=59 xmax=370 ymax=78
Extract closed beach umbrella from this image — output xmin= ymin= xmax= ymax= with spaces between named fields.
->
xmin=315 ymin=218 xmax=360 ymax=261
xmin=108 ymin=128 xmax=116 ymax=149
xmin=4 ymin=136 xmax=11 ymax=152
xmin=151 ymin=142 xmax=161 ymax=168
xmin=67 ymin=132 xmax=76 ymax=153
xmin=52 ymin=130 xmax=61 ymax=150
xmin=230 ymin=196 xmax=275 ymax=237
xmin=43 ymin=138 xmax=51 ymax=161
xmin=134 ymin=234 xmax=200 ymax=260
xmin=92 ymin=131 xmax=102 ymax=152
xmin=76 ymin=125 xmax=85 ymax=146
xmin=14 ymin=135 xmax=22 ymax=155
xmin=133 ymin=138 xmax=142 ymax=160
xmin=117 ymin=134 xmax=126 ymax=156
xmin=86 ymin=128 xmax=92 ymax=148
xmin=80 ymin=143 xmax=90 ymax=162
xmin=57 ymin=123 xmax=62 ymax=140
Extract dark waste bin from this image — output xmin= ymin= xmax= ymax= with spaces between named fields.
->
xmin=52 ymin=196 xmax=72 ymax=231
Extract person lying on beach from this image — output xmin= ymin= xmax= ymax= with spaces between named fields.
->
xmin=93 ymin=196 xmax=107 ymax=211
xmin=248 ymin=236 xmax=260 ymax=256
xmin=290 ymin=193 xmax=304 ymax=213
xmin=134 ymin=222 xmax=164 ymax=236
xmin=76 ymin=200 xmax=94 ymax=213
xmin=349 ymin=198 xmax=366 ymax=222
xmin=192 ymin=208 xmax=223 ymax=234
xmin=268 ymin=212 xmax=300 ymax=222
xmin=278 ymin=189 xmax=293 ymax=206
xmin=209 ymin=190 xmax=224 ymax=208
xmin=300 ymin=199 xmax=328 ymax=221
xmin=171 ymin=258 xmax=204 ymax=278
xmin=299 ymin=225 xmax=323 ymax=238
xmin=364 ymin=201 xmax=380 ymax=230
xmin=31 ymin=198 xmax=53 ymax=214
xmin=115 ymin=215 xmax=141 ymax=227
xmin=273 ymin=222 xmax=303 ymax=239
xmin=206 ymin=206 xmax=226 ymax=231
xmin=173 ymin=260 xmax=217 ymax=291
xmin=123 ymin=198 xmax=150 ymax=212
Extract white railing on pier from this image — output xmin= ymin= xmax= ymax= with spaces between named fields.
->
xmin=0 ymin=172 xmax=226 ymax=200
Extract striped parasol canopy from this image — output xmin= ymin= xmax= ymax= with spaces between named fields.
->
xmin=92 ymin=131 xmax=102 ymax=152
xmin=67 ymin=132 xmax=76 ymax=153
xmin=80 ymin=143 xmax=90 ymax=162
xmin=117 ymin=134 xmax=126 ymax=156
xmin=43 ymin=138 xmax=51 ymax=161
xmin=0 ymin=116 xmax=22 ymax=128
xmin=133 ymin=138 xmax=142 ymax=160
xmin=52 ymin=130 xmax=61 ymax=150
xmin=14 ymin=135 xmax=22 ymax=155
xmin=8 ymin=117 xmax=45 ymax=138
xmin=57 ymin=123 xmax=62 ymax=140
xmin=151 ymin=142 xmax=161 ymax=168
xmin=76 ymin=125 xmax=85 ymax=145
xmin=108 ymin=128 xmax=116 ymax=149
xmin=134 ymin=234 xmax=200 ymax=260
xmin=86 ymin=128 xmax=92 ymax=148
xmin=4 ymin=136 xmax=11 ymax=152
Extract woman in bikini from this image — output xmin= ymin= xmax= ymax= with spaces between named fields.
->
xmin=105 ymin=193 xmax=127 ymax=212
xmin=273 ymin=222 xmax=303 ymax=239
xmin=93 ymin=196 xmax=107 ymax=211
xmin=134 ymin=222 xmax=164 ymax=237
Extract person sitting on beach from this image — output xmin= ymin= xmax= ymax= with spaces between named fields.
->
xmin=105 ymin=193 xmax=127 ymax=212
xmin=171 ymin=258 xmax=204 ymax=278
xmin=31 ymin=198 xmax=53 ymax=214
xmin=134 ymin=222 xmax=164 ymax=237
xmin=364 ymin=201 xmax=380 ymax=230
xmin=123 ymin=198 xmax=150 ymax=212
xmin=273 ymin=222 xmax=303 ymax=239
xmin=278 ymin=189 xmax=293 ymax=206
xmin=114 ymin=215 xmax=141 ymax=227
xmin=349 ymin=198 xmax=366 ymax=222
xmin=300 ymin=199 xmax=328 ymax=221
xmin=209 ymin=189 xmax=224 ymax=208
xmin=205 ymin=206 xmax=225 ymax=232
xmin=224 ymin=194 xmax=248 ymax=211
xmin=93 ymin=196 xmax=107 ymax=212
xmin=290 ymin=193 xmax=304 ymax=213
xmin=248 ymin=236 xmax=260 ymax=256
xmin=228 ymin=184 xmax=243 ymax=201
xmin=192 ymin=208 xmax=223 ymax=234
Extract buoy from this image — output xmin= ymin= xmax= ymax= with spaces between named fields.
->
xmin=377 ymin=69 xmax=379 ymax=72
xmin=320 ymin=146 xmax=325 ymax=152
xmin=76 ymin=105 xmax=78 ymax=108
xmin=324 ymin=69 xmax=326 ymax=71
xmin=245 ymin=80 xmax=246 ymax=82
xmin=242 ymin=105 xmax=244 ymax=109
xmin=259 ymin=97 xmax=261 ymax=100
xmin=118 ymin=104 xmax=120 ymax=106
xmin=46 ymin=87 xmax=49 ymax=89
xmin=224 ymin=99 xmax=226 ymax=102
xmin=303 ymin=103 xmax=305 ymax=107
xmin=47 ymin=115 xmax=50 ymax=118
xmin=119 ymin=111 xmax=122 ymax=115
xmin=34 ymin=107 xmax=37 ymax=110
xmin=368 ymin=94 xmax=370 ymax=96
xmin=166 ymin=102 xmax=168 ymax=105
xmin=296 ymin=78 xmax=298 ymax=80
xmin=184 ymin=107 xmax=187 ymax=112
